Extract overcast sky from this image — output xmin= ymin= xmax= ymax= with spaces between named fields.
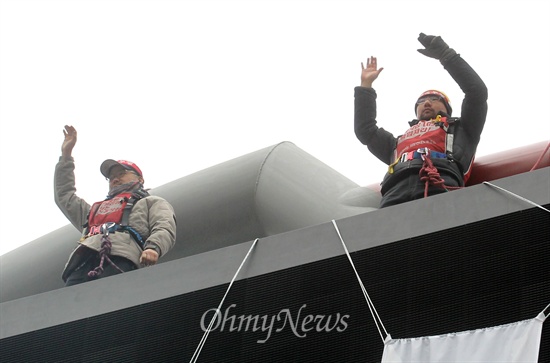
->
xmin=1 ymin=0 xmax=549 ymax=256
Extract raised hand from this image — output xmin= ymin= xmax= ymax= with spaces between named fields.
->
xmin=361 ymin=56 xmax=384 ymax=88
xmin=417 ymin=33 xmax=456 ymax=61
xmin=62 ymin=125 xmax=77 ymax=158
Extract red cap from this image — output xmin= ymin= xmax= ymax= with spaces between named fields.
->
xmin=100 ymin=159 xmax=143 ymax=178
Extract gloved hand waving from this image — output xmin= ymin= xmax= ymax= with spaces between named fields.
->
xmin=417 ymin=33 xmax=457 ymax=61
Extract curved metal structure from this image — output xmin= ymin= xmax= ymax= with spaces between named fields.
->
xmin=0 ymin=140 xmax=548 ymax=303
xmin=0 ymin=141 xmax=380 ymax=302
xmin=0 ymin=140 xmax=549 ymax=362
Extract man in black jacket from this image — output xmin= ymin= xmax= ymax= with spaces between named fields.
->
xmin=355 ymin=33 xmax=488 ymax=208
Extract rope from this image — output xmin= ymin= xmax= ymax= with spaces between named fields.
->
xmin=530 ymin=141 xmax=550 ymax=171
xmin=541 ymin=302 xmax=550 ymax=320
xmin=419 ymin=156 xmax=446 ymax=197
xmin=189 ymin=238 xmax=259 ymax=363
xmin=482 ymin=182 xmax=550 ymax=213
xmin=481 ymin=183 xmax=550 ymax=320
xmin=418 ymin=154 xmax=461 ymax=198
xmin=87 ymin=234 xmax=125 ymax=278
xmin=331 ymin=220 xmax=390 ymax=343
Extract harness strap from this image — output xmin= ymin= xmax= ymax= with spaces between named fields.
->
xmin=120 ymin=225 xmax=145 ymax=249
xmin=388 ymin=149 xmax=447 ymax=174
xmin=83 ymin=188 xmax=150 ymax=277
xmin=89 ymin=189 xmax=149 ymax=248
xmin=446 ymin=132 xmax=454 ymax=157
xmin=119 ymin=190 xmax=149 ymax=250
xmin=391 ymin=116 xmax=460 ymax=175
xmin=435 ymin=116 xmax=459 ymax=158
xmin=120 ymin=196 xmax=134 ymax=227
xmin=120 ymin=189 xmax=150 ymax=227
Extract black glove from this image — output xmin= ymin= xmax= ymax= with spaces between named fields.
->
xmin=417 ymin=33 xmax=457 ymax=61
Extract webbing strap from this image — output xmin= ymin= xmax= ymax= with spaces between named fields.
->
xmin=120 ymin=197 xmax=134 ymax=227
xmin=482 ymin=182 xmax=550 ymax=213
xmin=446 ymin=132 xmax=454 ymax=155
xmin=331 ymin=220 xmax=390 ymax=343
xmin=121 ymin=188 xmax=150 ymax=227
xmin=189 ymin=238 xmax=259 ymax=363
xmin=441 ymin=116 xmax=458 ymax=156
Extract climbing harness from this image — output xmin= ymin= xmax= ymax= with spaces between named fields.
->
xmin=386 ymin=114 xmax=465 ymax=198
xmin=389 ymin=115 xmax=459 ymax=174
xmin=398 ymin=114 xmax=457 ymax=157
xmin=82 ymin=187 xmax=150 ymax=278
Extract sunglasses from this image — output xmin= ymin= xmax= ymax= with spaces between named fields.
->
xmin=416 ymin=96 xmax=444 ymax=106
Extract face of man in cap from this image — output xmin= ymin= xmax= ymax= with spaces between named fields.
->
xmin=106 ymin=165 xmax=143 ymax=191
xmin=416 ymin=95 xmax=448 ymax=120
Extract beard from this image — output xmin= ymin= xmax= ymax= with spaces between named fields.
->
xmin=419 ymin=108 xmax=438 ymax=120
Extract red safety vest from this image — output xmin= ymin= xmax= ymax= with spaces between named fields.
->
xmin=394 ymin=117 xmax=450 ymax=159
xmin=390 ymin=116 xmax=474 ymax=183
xmin=86 ymin=192 xmax=133 ymax=236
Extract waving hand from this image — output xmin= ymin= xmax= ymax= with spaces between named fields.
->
xmin=361 ymin=56 xmax=384 ymax=88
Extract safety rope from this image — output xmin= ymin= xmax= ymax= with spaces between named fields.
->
xmin=87 ymin=234 xmax=125 ymax=278
xmin=542 ymin=301 xmax=550 ymax=320
xmin=479 ymin=182 xmax=550 ymax=324
xmin=419 ymin=153 xmax=461 ymax=197
xmin=542 ymin=304 xmax=550 ymax=319
xmin=189 ymin=238 xmax=259 ymax=363
xmin=331 ymin=220 xmax=390 ymax=344
xmin=530 ymin=141 xmax=550 ymax=171
xmin=482 ymin=182 xmax=550 ymax=213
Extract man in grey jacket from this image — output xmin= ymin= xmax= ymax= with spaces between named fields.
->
xmin=55 ymin=125 xmax=177 ymax=286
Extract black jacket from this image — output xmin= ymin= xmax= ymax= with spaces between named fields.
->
xmin=354 ymin=53 xmax=488 ymax=194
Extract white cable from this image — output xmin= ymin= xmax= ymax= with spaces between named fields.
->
xmin=332 ymin=220 xmax=390 ymax=343
xmin=483 ymin=182 xmax=550 ymax=213
xmin=480 ymin=183 xmax=550 ymax=320
xmin=541 ymin=302 xmax=550 ymax=319
xmin=189 ymin=238 xmax=259 ymax=363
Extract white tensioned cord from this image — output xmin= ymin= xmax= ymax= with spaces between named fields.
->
xmin=482 ymin=182 xmax=550 ymax=320
xmin=189 ymin=238 xmax=259 ymax=363
xmin=483 ymin=182 xmax=550 ymax=213
xmin=542 ymin=302 xmax=550 ymax=319
xmin=331 ymin=220 xmax=390 ymax=343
